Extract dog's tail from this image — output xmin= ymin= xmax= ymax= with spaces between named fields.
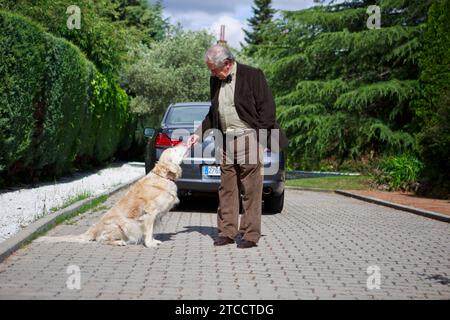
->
xmin=35 ymin=232 xmax=93 ymax=244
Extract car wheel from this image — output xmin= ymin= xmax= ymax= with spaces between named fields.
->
xmin=264 ymin=191 xmax=284 ymax=214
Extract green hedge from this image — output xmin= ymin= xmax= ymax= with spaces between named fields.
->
xmin=415 ymin=0 xmax=450 ymax=195
xmin=0 ymin=12 xmax=45 ymax=175
xmin=35 ymin=32 xmax=96 ymax=176
xmin=90 ymin=72 xmax=130 ymax=164
xmin=0 ymin=11 xmax=130 ymax=185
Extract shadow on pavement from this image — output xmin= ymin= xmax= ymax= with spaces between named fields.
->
xmin=155 ymin=226 xmax=218 ymax=242
xmin=423 ymin=274 xmax=450 ymax=286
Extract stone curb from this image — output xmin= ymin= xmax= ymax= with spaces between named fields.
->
xmin=0 ymin=175 xmax=144 ymax=263
xmin=285 ymin=186 xmax=335 ymax=193
xmin=335 ymin=190 xmax=450 ymax=223
xmin=286 ymin=186 xmax=449 ymax=223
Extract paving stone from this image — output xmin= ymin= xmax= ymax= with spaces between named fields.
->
xmin=0 ymin=189 xmax=449 ymax=299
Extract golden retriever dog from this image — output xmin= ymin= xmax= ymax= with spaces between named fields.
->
xmin=37 ymin=144 xmax=189 ymax=247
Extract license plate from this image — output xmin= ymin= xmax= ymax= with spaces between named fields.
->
xmin=203 ymin=165 xmax=221 ymax=177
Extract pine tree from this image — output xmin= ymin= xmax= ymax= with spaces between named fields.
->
xmin=110 ymin=0 xmax=169 ymax=43
xmin=243 ymin=0 xmax=275 ymax=55
xmin=252 ymin=0 xmax=433 ymax=170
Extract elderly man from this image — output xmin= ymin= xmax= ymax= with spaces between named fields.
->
xmin=187 ymin=45 xmax=288 ymax=249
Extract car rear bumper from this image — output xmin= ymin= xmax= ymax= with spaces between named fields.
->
xmin=176 ymin=179 xmax=220 ymax=194
xmin=176 ymin=178 xmax=285 ymax=197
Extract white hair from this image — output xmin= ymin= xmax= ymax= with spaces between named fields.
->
xmin=204 ymin=45 xmax=235 ymax=67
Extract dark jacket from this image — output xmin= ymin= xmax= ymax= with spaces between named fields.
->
xmin=195 ymin=62 xmax=289 ymax=150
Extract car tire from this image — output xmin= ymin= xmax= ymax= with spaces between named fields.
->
xmin=264 ymin=191 xmax=284 ymax=214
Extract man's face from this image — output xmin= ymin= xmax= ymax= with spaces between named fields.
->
xmin=207 ymin=60 xmax=233 ymax=80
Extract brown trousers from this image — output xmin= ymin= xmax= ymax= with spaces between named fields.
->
xmin=217 ymin=132 xmax=263 ymax=243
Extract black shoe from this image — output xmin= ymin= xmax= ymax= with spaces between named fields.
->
xmin=214 ymin=236 xmax=235 ymax=246
xmin=237 ymin=239 xmax=257 ymax=249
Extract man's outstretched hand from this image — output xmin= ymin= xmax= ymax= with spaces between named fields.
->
xmin=186 ymin=134 xmax=200 ymax=148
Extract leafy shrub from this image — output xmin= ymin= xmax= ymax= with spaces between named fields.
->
xmin=123 ymin=29 xmax=213 ymax=126
xmin=373 ymin=154 xmax=423 ymax=191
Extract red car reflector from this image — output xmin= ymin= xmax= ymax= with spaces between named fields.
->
xmin=155 ymin=133 xmax=182 ymax=147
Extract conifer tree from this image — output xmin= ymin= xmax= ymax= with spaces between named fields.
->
xmin=110 ymin=0 xmax=169 ymax=43
xmin=253 ymin=0 xmax=433 ymax=170
xmin=243 ymin=0 xmax=275 ymax=55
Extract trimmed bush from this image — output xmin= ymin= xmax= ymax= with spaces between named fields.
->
xmin=0 ymin=12 xmax=45 ymax=177
xmin=0 ymin=10 xmax=131 ymax=185
xmin=414 ymin=0 xmax=450 ymax=196
xmin=90 ymin=72 xmax=129 ymax=163
xmin=34 ymin=33 xmax=96 ymax=176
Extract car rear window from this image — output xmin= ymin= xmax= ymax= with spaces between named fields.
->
xmin=166 ymin=106 xmax=210 ymax=125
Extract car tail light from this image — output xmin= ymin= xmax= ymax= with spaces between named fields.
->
xmin=155 ymin=133 xmax=182 ymax=147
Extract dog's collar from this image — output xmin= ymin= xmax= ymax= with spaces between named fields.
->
xmin=152 ymin=171 xmax=176 ymax=182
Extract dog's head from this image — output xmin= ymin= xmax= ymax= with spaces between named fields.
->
xmin=154 ymin=144 xmax=190 ymax=180
xmin=159 ymin=144 xmax=189 ymax=165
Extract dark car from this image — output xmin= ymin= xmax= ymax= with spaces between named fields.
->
xmin=144 ymin=102 xmax=286 ymax=213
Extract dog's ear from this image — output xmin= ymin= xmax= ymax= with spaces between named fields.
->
xmin=166 ymin=162 xmax=182 ymax=179
xmin=167 ymin=171 xmax=177 ymax=181
xmin=175 ymin=163 xmax=182 ymax=178
xmin=159 ymin=147 xmax=176 ymax=164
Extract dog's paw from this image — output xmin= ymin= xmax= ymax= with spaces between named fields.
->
xmin=145 ymin=239 xmax=162 ymax=247
xmin=115 ymin=240 xmax=127 ymax=246
xmin=144 ymin=240 xmax=156 ymax=247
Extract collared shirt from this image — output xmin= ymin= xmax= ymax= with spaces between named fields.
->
xmin=218 ymin=62 xmax=251 ymax=133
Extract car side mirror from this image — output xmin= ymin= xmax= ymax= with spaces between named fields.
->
xmin=144 ymin=128 xmax=155 ymax=138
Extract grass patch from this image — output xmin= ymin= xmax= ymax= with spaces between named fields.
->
xmin=286 ymin=175 xmax=371 ymax=190
xmin=65 ymin=204 xmax=109 ymax=225
xmin=92 ymin=205 xmax=109 ymax=213
xmin=50 ymin=191 xmax=92 ymax=213
xmin=22 ymin=195 xmax=108 ymax=247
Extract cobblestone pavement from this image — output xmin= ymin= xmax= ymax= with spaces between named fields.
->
xmin=0 ymin=189 xmax=449 ymax=300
